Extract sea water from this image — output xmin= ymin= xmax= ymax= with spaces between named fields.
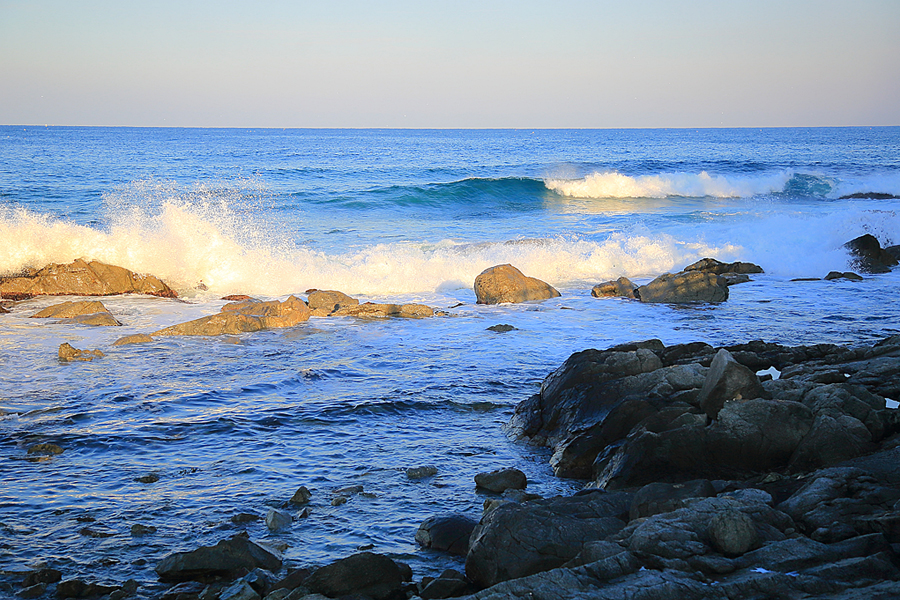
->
xmin=1 ymin=127 xmax=899 ymax=592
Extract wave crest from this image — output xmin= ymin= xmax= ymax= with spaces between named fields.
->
xmin=545 ymin=170 xmax=795 ymax=199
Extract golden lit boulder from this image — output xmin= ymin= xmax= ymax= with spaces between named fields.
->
xmin=31 ymin=300 xmax=111 ymax=319
xmin=58 ymin=343 xmax=104 ymax=362
xmin=0 ymin=259 xmax=177 ymax=300
xmin=154 ymin=295 xmax=310 ymax=337
xmin=307 ymin=290 xmax=360 ymax=316
xmin=474 ymin=264 xmax=560 ymax=305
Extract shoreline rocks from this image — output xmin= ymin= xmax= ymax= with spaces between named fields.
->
xmin=0 ymin=259 xmax=177 ymax=300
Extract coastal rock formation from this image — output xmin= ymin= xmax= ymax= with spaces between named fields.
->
xmin=637 ymin=271 xmax=729 ymax=303
xmin=474 ymin=264 xmax=560 ymax=304
xmin=683 ymin=258 xmax=764 ymax=276
xmin=465 ymin=491 xmax=632 ymax=588
xmin=508 ymin=336 xmax=900 ymax=488
xmin=0 ymin=259 xmax=177 ymax=300
xmin=153 ymin=296 xmax=310 ymax=336
xmin=155 ymin=532 xmax=282 ymax=582
xmin=843 ymin=234 xmax=898 ymax=273
xmin=113 ymin=333 xmax=154 ymax=346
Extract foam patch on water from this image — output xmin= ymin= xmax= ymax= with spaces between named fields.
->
xmin=545 ymin=170 xmax=793 ymax=199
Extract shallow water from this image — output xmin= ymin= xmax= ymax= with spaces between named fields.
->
xmin=1 ymin=126 xmax=899 ymax=593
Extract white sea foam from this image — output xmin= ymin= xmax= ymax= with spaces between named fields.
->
xmin=545 ymin=170 xmax=793 ymax=199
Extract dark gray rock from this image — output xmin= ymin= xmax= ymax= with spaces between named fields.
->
xmin=629 ymin=480 xmax=716 ymax=520
xmin=416 ymin=514 xmax=478 ymax=556
xmin=637 ymin=271 xmax=729 ymax=303
xmin=474 ymin=468 xmax=527 ymax=493
xmin=288 ymin=486 xmax=311 ymax=505
xmin=707 ymin=509 xmax=759 ymax=556
xmin=683 ymin=257 xmax=764 ymax=275
xmin=697 ymin=349 xmax=767 ymax=420
xmin=844 ymin=234 xmax=898 ymax=273
xmin=465 ymin=491 xmax=632 ymax=588
xmin=305 ymin=552 xmax=404 ymax=600
xmin=155 ymin=533 xmax=282 ymax=582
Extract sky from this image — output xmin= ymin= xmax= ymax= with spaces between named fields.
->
xmin=1 ymin=0 xmax=899 ymax=128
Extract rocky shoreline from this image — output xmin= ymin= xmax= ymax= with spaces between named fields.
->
xmin=3 ymin=235 xmax=900 ymax=600
xmin=4 ymin=334 xmax=900 ymax=600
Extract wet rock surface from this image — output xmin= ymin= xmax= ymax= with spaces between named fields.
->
xmin=0 ymin=259 xmax=176 ymax=299
xmin=474 ymin=264 xmax=560 ymax=304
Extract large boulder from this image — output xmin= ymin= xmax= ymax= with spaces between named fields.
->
xmin=153 ymin=296 xmax=310 ymax=336
xmin=304 ymin=552 xmax=406 ymax=600
xmin=843 ymin=234 xmax=898 ymax=274
xmin=474 ymin=264 xmax=560 ymax=305
xmin=637 ymin=271 xmax=729 ymax=303
xmin=155 ymin=533 xmax=282 ymax=582
xmin=0 ymin=259 xmax=176 ymax=300
xmin=465 ymin=491 xmax=631 ymax=588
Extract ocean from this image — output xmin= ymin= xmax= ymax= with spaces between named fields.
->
xmin=1 ymin=126 xmax=899 ymax=593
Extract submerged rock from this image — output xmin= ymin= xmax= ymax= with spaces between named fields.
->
xmin=330 ymin=302 xmax=434 ymax=318
xmin=0 ymin=259 xmax=176 ymax=299
xmin=474 ymin=264 xmax=560 ymax=305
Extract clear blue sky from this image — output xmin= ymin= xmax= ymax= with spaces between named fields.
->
xmin=2 ymin=0 xmax=898 ymax=128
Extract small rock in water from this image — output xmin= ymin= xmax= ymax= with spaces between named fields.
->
xmin=289 ymin=486 xmax=312 ymax=505
xmin=334 ymin=484 xmax=364 ymax=495
xmin=824 ymin=271 xmax=864 ymax=281
xmin=266 ymin=508 xmax=292 ymax=531
xmin=486 ymin=324 xmax=517 ymax=333
xmin=474 ymin=468 xmax=527 ymax=493
xmin=22 ymin=568 xmax=62 ymax=587
xmin=406 ymin=466 xmax=438 ymax=479
xmin=58 ymin=343 xmax=104 ymax=362
xmin=296 ymin=507 xmax=311 ymax=519
xmin=18 ymin=583 xmax=47 ymax=599
xmin=331 ymin=496 xmax=348 ymax=507
xmin=135 ymin=473 xmax=160 ymax=483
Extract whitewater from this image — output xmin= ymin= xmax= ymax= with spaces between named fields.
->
xmin=1 ymin=126 xmax=899 ymax=595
